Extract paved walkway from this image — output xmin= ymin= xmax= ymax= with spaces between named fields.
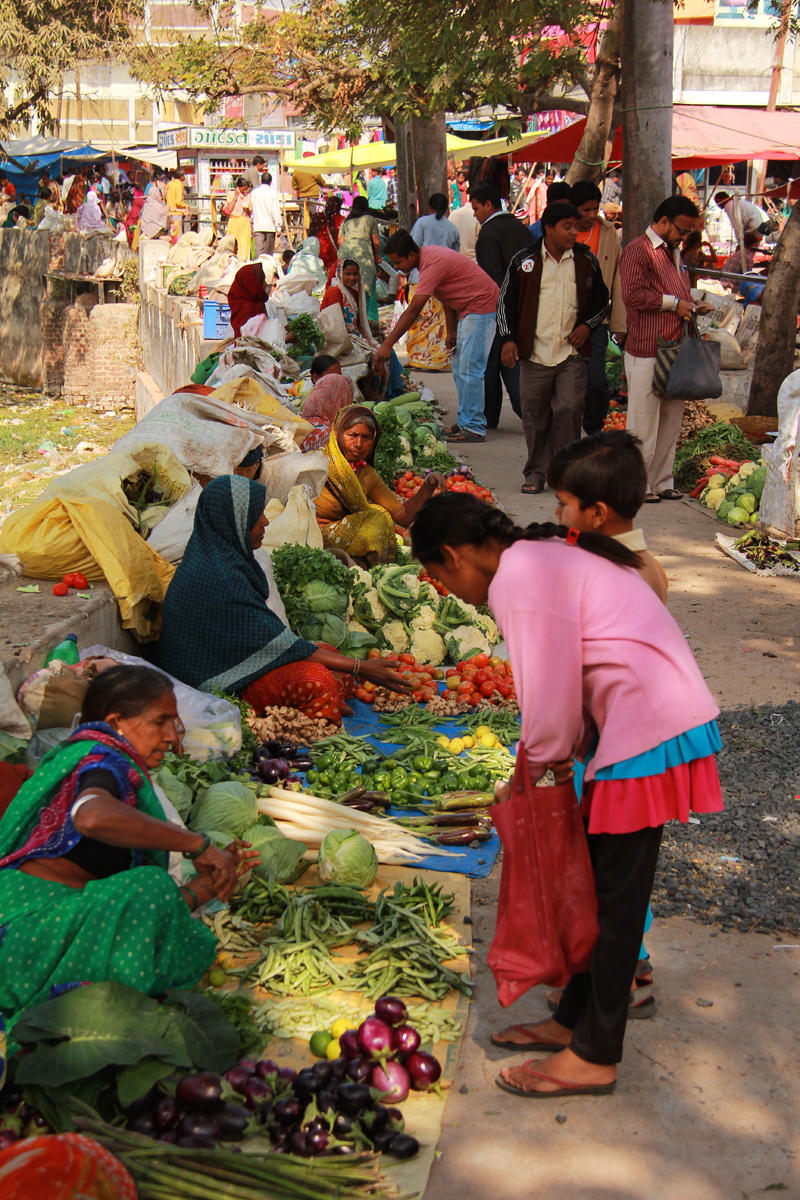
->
xmin=410 ymin=369 xmax=800 ymax=1200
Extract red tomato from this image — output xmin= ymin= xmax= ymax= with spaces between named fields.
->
xmin=445 ymin=668 xmax=459 ymax=677
xmin=456 ymin=682 xmax=473 ymax=696
xmin=367 ymin=648 xmax=381 ymax=659
xmin=474 ymin=668 xmax=492 ymax=684
xmin=398 ymin=652 xmax=415 ymax=665
xmin=472 ymin=653 xmax=490 ymax=669
xmin=468 ymin=692 xmax=482 ymax=707
xmin=496 ymin=681 xmax=514 ymax=698
xmin=62 ymin=573 xmax=77 ymax=588
xmin=479 ymin=680 xmax=497 ymax=698
xmin=71 ymin=572 xmax=88 ymax=589
xmin=355 ymin=687 xmax=371 ymax=702
xmin=52 ymin=582 xmax=69 ymax=596
xmin=488 ymin=655 xmax=505 ymax=672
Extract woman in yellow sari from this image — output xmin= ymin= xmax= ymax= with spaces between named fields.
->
xmin=315 ymin=406 xmax=444 ymax=565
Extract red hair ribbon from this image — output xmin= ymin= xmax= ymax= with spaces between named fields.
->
xmin=565 ymin=528 xmax=581 ymax=545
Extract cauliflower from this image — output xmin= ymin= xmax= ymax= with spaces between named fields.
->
xmin=703 ymin=487 xmax=726 ymax=511
xmin=353 ymin=588 xmax=386 ymax=631
xmin=444 ymin=624 xmax=492 ymax=663
xmin=379 ymin=619 xmax=410 ymax=654
xmin=417 ymin=580 xmax=439 ymax=608
xmin=473 ymin=610 xmax=499 ymax=645
xmin=409 ymin=628 xmax=446 ymax=666
xmin=349 ymin=564 xmax=374 ymax=597
xmin=346 ymin=618 xmax=371 ymax=636
xmin=409 ymin=604 xmax=437 ymax=630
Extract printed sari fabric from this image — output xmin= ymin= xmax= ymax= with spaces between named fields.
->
xmin=405 ymin=283 xmax=452 ymax=370
xmin=158 ymin=475 xmax=316 ymax=694
xmin=0 ymin=727 xmax=216 ymax=1048
xmin=318 ymin=407 xmax=397 ymax=563
xmin=300 ymin=374 xmax=355 ymax=452
xmin=243 ymin=660 xmax=346 ymax=723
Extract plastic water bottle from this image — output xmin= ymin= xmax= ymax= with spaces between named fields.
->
xmin=45 ymin=634 xmax=80 ymax=666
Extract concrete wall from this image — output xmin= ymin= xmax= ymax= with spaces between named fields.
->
xmin=0 ymin=229 xmax=119 ymax=389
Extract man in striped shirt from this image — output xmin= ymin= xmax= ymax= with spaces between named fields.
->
xmin=620 ymin=196 xmax=712 ymax=502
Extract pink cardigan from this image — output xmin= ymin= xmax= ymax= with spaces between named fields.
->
xmin=488 ymin=541 xmax=719 ymax=782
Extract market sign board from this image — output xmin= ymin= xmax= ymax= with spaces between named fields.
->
xmin=157 ymin=127 xmax=296 ymax=151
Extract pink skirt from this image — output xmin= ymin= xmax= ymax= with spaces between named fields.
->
xmin=582 ymin=753 xmax=723 ymax=835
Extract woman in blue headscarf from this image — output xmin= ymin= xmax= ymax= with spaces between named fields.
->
xmin=158 ymin=475 xmax=407 ymax=722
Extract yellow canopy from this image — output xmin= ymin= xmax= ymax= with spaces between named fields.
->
xmin=293 ymin=131 xmax=545 ymax=172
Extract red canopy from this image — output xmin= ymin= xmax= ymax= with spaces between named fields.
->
xmin=513 ymin=106 xmax=800 ymax=169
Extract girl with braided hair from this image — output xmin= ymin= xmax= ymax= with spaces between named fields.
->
xmin=411 ymin=494 xmax=722 ymax=1098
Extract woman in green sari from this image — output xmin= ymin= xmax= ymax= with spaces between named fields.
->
xmin=0 ymin=665 xmax=247 ymax=1049
xmin=338 ymin=197 xmax=382 ymax=322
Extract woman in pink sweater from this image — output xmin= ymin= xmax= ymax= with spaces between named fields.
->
xmin=411 ymin=494 xmax=722 ymax=1098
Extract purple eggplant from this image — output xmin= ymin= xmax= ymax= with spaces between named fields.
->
xmin=371 ymin=1061 xmax=410 ymax=1103
xmin=223 ymin=1066 xmax=252 ymax=1094
xmin=338 ymin=1029 xmax=360 ymax=1060
xmin=307 ymin=1126 xmax=330 ymax=1154
xmin=215 ymin=1102 xmax=251 ymax=1140
xmin=389 ymin=1133 xmax=420 ymax=1159
xmin=357 ymin=1016 xmax=395 ymax=1061
xmin=374 ymin=995 xmax=407 ymax=1027
xmin=277 ymin=1066 xmax=297 ymax=1083
xmin=126 ymin=1112 xmax=157 ymax=1137
xmin=288 ymin=1129 xmax=311 ymax=1156
xmin=393 ymin=1024 xmax=421 ymax=1057
xmin=346 ymin=1058 xmax=372 ymax=1084
xmin=255 ymin=1058 xmax=279 ymax=1079
xmin=257 ymin=757 xmax=291 ymax=784
xmin=272 ymin=1095 xmax=302 ymax=1126
xmin=177 ymin=1135 xmax=217 ymax=1149
xmin=242 ymin=1076 xmax=272 ymax=1109
xmin=154 ymin=1095 xmax=180 ymax=1130
xmin=405 ymin=1051 xmax=442 ymax=1090
xmin=177 ymin=1113 xmax=219 ymax=1141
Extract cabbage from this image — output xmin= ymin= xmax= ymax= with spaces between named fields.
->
xmin=189 ymin=780 xmax=259 ymax=838
xmin=153 ymin=765 xmax=193 ymax=822
xmin=242 ymin=824 xmax=309 ymax=884
xmin=302 ymin=580 xmax=349 ymax=616
xmin=318 ymin=829 xmax=378 ymax=889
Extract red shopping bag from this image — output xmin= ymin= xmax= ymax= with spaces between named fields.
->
xmin=488 ymin=751 xmax=599 ymax=1007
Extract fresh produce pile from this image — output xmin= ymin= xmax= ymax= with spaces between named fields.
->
xmin=270 ymin=544 xmax=369 ymax=658
xmin=348 ymin=562 xmax=499 ymax=666
xmin=696 ymin=458 xmax=766 ymax=527
xmin=677 ymin=399 xmax=717 ymax=446
xmin=246 ymin=707 xmax=339 ymax=745
xmin=732 ymin=528 xmax=800 ymax=572
xmin=355 ymin=393 xmax=458 ymax=484
xmin=602 ymin=399 xmax=626 ymax=431
xmin=674 ymin=421 xmax=760 ymax=492
xmin=287 ymin=313 xmax=323 ymax=360
xmin=394 ymin=468 xmax=494 ymax=505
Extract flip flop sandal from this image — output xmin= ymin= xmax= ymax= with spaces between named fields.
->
xmin=495 ymin=1062 xmax=617 ymax=1099
xmin=644 ymin=492 xmax=662 ymax=503
xmin=521 ymin=482 xmax=544 ymax=494
xmin=658 ymin=488 xmax=683 ymax=500
xmin=627 ymin=989 xmax=657 ymax=1020
xmin=490 ymin=1025 xmax=569 ymax=1051
xmin=446 ymin=429 xmax=485 ymax=443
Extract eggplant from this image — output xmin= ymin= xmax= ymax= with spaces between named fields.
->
xmin=272 ymin=1095 xmax=302 ymax=1126
xmin=371 ymin=1129 xmax=397 ymax=1153
xmin=159 ymin=1131 xmax=177 ymax=1144
xmin=264 ymin=740 xmax=296 ymax=758
xmin=126 ymin=1112 xmax=157 ymax=1137
xmin=371 ymin=1061 xmax=410 ymax=1103
xmin=356 ymin=1016 xmax=394 ymax=1060
xmin=393 ymin=1024 xmax=421 ymax=1057
xmin=288 ymin=1129 xmax=311 ymax=1156
xmin=242 ymin=1076 xmax=272 ymax=1109
xmin=292 ymin=1068 xmax=321 ymax=1101
xmin=363 ymin=1104 xmax=389 ymax=1133
xmin=177 ymin=1113 xmax=219 ymax=1141
xmin=338 ymin=1029 xmax=359 ymax=1060
xmin=342 ymin=799 xmax=376 ymax=812
xmin=237 ymin=1058 xmax=258 ymax=1073
xmin=337 ymin=786 xmax=366 ymax=803
xmin=311 ymin=1060 xmax=333 ymax=1085
xmin=374 ymin=995 xmax=407 ymax=1027
xmin=177 ymin=1135 xmax=217 ymax=1149
xmin=317 ymin=1087 xmax=337 ymax=1113
xmin=223 ymin=1065 xmax=252 ymax=1094
xmin=277 ymin=1066 xmax=297 ymax=1083
xmin=385 ymin=1107 xmax=404 ymax=1129
xmin=328 ymin=1056 xmax=347 ymax=1080
xmin=257 ymin=758 xmax=289 ymax=785
xmin=215 ymin=1102 xmax=251 ymax=1140
xmin=389 ymin=1133 xmax=420 ymax=1159
xmin=176 ymin=1072 xmax=223 ymax=1113
xmin=154 ymin=1095 xmax=180 ymax=1130
xmin=405 ymin=1051 xmax=442 ymax=1090
xmin=255 ymin=1058 xmax=279 ymax=1079
xmin=335 ymin=1082 xmax=373 ymax=1115
xmin=332 ymin=1112 xmax=354 ymax=1137
xmin=346 ymin=1058 xmax=372 ymax=1084
xmin=307 ymin=1127 xmax=329 ymax=1154
xmin=289 ymin=756 xmax=314 ymax=772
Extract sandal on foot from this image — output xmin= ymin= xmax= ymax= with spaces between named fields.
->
xmin=446 ymin=429 xmax=485 ymax=443
xmin=495 ymin=1062 xmax=616 ymax=1099
xmin=644 ymin=492 xmax=662 ymax=503
xmin=521 ymin=482 xmax=544 ymax=495
xmin=490 ymin=1024 xmax=570 ymax=1051
xmin=628 ymin=987 xmax=657 ymax=1019
xmin=657 ymin=488 xmax=683 ymax=500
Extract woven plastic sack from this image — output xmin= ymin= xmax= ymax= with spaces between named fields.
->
xmin=488 ymin=751 xmax=598 ymax=1005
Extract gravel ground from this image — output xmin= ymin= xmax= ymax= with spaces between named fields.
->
xmin=652 ymin=701 xmax=800 ymax=936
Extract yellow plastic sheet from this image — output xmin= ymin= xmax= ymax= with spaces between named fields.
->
xmin=0 ymin=498 xmax=174 ymax=640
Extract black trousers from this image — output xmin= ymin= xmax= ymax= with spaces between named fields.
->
xmin=554 ymin=822 xmax=663 ymax=1065
xmin=484 ymin=333 xmax=522 ymax=427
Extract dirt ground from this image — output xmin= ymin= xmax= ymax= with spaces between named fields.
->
xmin=411 ymin=370 xmax=800 ymax=1200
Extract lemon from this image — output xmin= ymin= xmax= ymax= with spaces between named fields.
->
xmin=461 ymin=735 xmax=475 ymax=749
xmin=436 ymin=735 xmax=451 ymax=749
xmin=478 ymin=732 xmax=498 ymax=749
xmin=325 ymin=1037 xmax=342 ymax=1060
xmin=310 ymin=1030 xmax=334 ymax=1057
xmin=448 ymin=738 xmax=464 ymax=755
xmin=330 ymin=1017 xmax=350 ymax=1040
xmin=475 ymin=725 xmax=492 ymax=738
xmin=207 ymin=967 xmax=227 ymax=988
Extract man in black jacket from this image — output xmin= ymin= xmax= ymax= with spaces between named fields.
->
xmin=498 ymin=202 xmax=609 ymax=493
xmin=471 ymin=182 xmax=534 ymax=429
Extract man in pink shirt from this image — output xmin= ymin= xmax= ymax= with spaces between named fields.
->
xmin=375 ymin=230 xmax=499 ymax=442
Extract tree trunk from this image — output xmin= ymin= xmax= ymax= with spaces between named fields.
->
xmin=620 ymin=0 xmax=673 ymax=246
xmin=747 ymin=202 xmax=800 ymax=416
xmin=565 ymin=2 xmax=622 ymax=185
xmin=392 ymin=118 xmax=418 ymax=229
xmin=410 ymin=112 xmax=447 ymax=221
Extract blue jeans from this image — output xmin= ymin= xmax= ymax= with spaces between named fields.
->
xmin=387 ymin=349 xmax=405 ymax=398
xmin=451 ymin=312 xmax=496 ymax=436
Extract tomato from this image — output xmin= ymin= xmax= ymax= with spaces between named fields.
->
xmin=367 ymin=648 xmax=382 ymax=659
xmin=468 ymin=692 xmax=482 ymax=707
xmin=480 ymin=680 xmax=497 ymax=698
xmin=398 ymin=652 xmax=415 ymax=665
xmin=445 ymin=676 xmax=461 ymax=691
xmin=472 ymin=653 xmax=489 ymax=669
xmin=419 ymin=688 xmax=436 ymax=702
xmin=355 ymin=687 xmax=371 ymax=702
xmin=456 ymin=683 xmax=473 ymax=697
xmin=474 ymin=668 xmax=492 ymax=684
xmin=496 ymin=681 xmax=514 ymax=698
xmin=445 ymin=668 xmax=459 ymax=677
xmin=52 ymin=582 xmax=69 ymax=596
xmin=384 ymin=653 xmax=399 ymax=665
xmin=488 ymin=655 xmax=505 ymax=672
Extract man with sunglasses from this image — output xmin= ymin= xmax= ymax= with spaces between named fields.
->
xmin=620 ymin=196 xmax=712 ymax=502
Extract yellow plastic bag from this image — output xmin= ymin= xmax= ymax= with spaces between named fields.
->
xmin=211 ymin=378 xmax=313 ymax=446
xmin=0 ymin=498 xmax=174 ymax=641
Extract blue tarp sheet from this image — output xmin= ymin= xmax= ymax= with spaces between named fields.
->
xmin=338 ymin=696 xmax=512 ymax=879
